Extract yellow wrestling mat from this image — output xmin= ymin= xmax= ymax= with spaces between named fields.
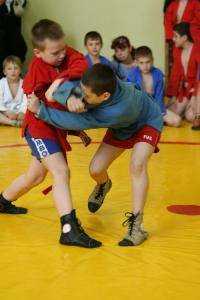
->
xmin=0 ymin=123 xmax=200 ymax=300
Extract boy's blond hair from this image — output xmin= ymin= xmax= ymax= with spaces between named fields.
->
xmin=3 ymin=55 xmax=22 ymax=72
xmin=31 ymin=19 xmax=65 ymax=50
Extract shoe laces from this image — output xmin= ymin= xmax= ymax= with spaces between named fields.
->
xmin=95 ymin=183 xmax=106 ymax=200
xmin=74 ymin=217 xmax=93 ymax=239
xmin=73 ymin=215 xmax=85 ymax=234
xmin=122 ymin=212 xmax=137 ymax=235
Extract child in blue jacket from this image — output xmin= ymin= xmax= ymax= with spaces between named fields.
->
xmin=84 ymin=31 xmax=113 ymax=68
xmin=128 ymin=46 xmax=181 ymax=127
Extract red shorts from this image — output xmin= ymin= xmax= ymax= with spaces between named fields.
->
xmin=103 ymin=126 xmax=161 ymax=153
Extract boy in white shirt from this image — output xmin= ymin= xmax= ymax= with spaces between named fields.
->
xmin=0 ymin=55 xmax=26 ymax=127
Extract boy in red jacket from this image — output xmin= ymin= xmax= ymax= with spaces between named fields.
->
xmin=0 ymin=19 xmax=101 ymax=248
xmin=164 ymin=0 xmax=200 ymax=78
xmin=167 ymin=22 xmax=200 ymax=123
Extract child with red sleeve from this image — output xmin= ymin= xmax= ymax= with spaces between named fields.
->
xmin=164 ymin=0 xmax=200 ymax=45
xmin=167 ymin=22 xmax=200 ymax=122
xmin=0 ymin=19 xmax=101 ymax=248
xmin=164 ymin=0 xmax=200 ymax=77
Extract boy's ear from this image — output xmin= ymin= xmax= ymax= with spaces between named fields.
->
xmin=103 ymin=92 xmax=111 ymax=100
xmin=33 ymin=48 xmax=42 ymax=58
xmin=183 ymin=34 xmax=188 ymax=42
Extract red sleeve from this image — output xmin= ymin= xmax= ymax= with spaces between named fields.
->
xmin=56 ymin=47 xmax=88 ymax=81
xmin=23 ymin=59 xmax=51 ymax=100
xmin=167 ymin=48 xmax=182 ymax=96
xmin=164 ymin=2 xmax=176 ymax=41
xmin=22 ymin=58 xmax=52 ymax=102
xmin=190 ymin=1 xmax=200 ymax=45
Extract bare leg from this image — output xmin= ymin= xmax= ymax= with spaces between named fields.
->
xmin=163 ymin=109 xmax=182 ymax=127
xmin=89 ymin=142 xmax=125 ymax=184
xmin=88 ymin=142 xmax=125 ymax=212
xmin=185 ymin=96 xmax=196 ymax=122
xmin=41 ymin=152 xmax=72 ymax=216
xmin=4 ymin=152 xmax=72 ymax=216
xmin=1 ymin=151 xmax=101 ymax=247
xmin=0 ymin=112 xmax=17 ymax=126
xmin=196 ymin=84 xmax=200 ymax=116
xmin=130 ymin=142 xmax=154 ymax=214
xmin=42 ymin=152 xmax=102 ymax=248
xmin=118 ymin=142 xmax=154 ymax=246
xmin=192 ymin=83 xmax=200 ymax=129
xmin=168 ymin=96 xmax=188 ymax=116
xmin=3 ymin=157 xmax=47 ymax=201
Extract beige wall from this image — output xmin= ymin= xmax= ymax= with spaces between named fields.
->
xmin=22 ymin=0 xmax=165 ymax=71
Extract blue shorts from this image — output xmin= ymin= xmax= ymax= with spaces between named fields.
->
xmin=25 ymin=128 xmax=62 ymax=160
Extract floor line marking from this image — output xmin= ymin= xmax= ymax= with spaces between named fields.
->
xmin=0 ymin=140 xmax=200 ymax=149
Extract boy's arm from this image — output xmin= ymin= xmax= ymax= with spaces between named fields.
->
xmin=18 ymin=93 xmax=27 ymax=113
xmin=45 ymin=48 xmax=87 ymax=100
xmin=26 ymin=92 xmax=100 ymax=130
xmin=45 ymin=78 xmax=64 ymax=102
xmin=154 ymin=74 xmax=166 ymax=115
xmin=38 ymin=102 xmax=103 ymax=130
xmin=51 ymin=80 xmax=81 ymax=106
xmin=28 ymin=94 xmax=122 ymax=130
xmin=50 ymin=80 xmax=86 ymax=112
xmin=0 ymin=81 xmax=7 ymax=111
xmin=36 ymin=101 xmax=134 ymax=130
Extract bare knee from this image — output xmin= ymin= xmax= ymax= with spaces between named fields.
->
xmin=174 ymin=115 xmax=182 ymax=127
xmin=25 ymin=172 xmax=47 ymax=188
xmin=130 ymin=159 xmax=146 ymax=177
xmin=51 ymin=165 xmax=70 ymax=181
xmin=164 ymin=111 xmax=182 ymax=127
xmin=89 ymin=161 xmax=104 ymax=178
xmin=185 ymin=111 xmax=195 ymax=122
xmin=168 ymin=115 xmax=182 ymax=127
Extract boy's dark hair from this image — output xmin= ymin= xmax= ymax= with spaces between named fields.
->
xmin=163 ymin=0 xmax=174 ymax=13
xmin=81 ymin=63 xmax=117 ymax=96
xmin=84 ymin=31 xmax=103 ymax=45
xmin=135 ymin=46 xmax=153 ymax=60
xmin=111 ymin=36 xmax=135 ymax=61
xmin=173 ymin=22 xmax=194 ymax=42
xmin=31 ymin=19 xmax=65 ymax=50
xmin=3 ymin=55 xmax=22 ymax=73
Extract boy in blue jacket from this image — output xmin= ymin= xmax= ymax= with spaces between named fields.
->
xmin=128 ymin=46 xmax=181 ymax=127
xmin=84 ymin=31 xmax=113 ymax=68
xmin=27 ymin=64 xmax=163 ymax=246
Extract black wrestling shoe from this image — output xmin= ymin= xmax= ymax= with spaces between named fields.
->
xmin=59 ymin=209 xmax=102 ymax=248
xmin=0 ymin=197 xmax=28 ymax=214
